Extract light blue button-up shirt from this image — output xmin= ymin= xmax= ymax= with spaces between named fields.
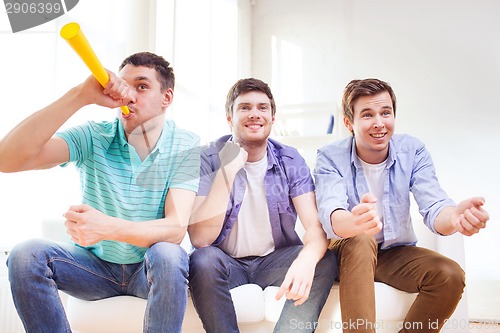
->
xmin=314 ymin=134 xmax=455 ymax=249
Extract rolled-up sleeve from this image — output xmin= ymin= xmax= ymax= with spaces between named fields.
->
xmin=314 ymin=148 xmax=350 ymax=240
xmin=409 ymin=142 xmax=456 ymax=234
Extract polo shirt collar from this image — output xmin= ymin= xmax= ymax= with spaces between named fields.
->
xmin=114 ymin=118 xmax=173 ymax=155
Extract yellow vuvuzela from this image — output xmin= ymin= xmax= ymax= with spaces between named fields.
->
xmin=60 ymin=22 xmax=130 ymax=115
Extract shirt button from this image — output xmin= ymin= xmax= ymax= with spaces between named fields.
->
xmin=235 ymin=204 xmax=240 ymax=208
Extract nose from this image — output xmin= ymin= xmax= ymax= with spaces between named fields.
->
xmin=127 ymin=90 xmax=137 ymax=105
xmin=248 ymin=107 xmax=260 ymax=119
xmin=373 ymin=115 xmax=384 ymax=129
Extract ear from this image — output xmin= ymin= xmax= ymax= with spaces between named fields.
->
xmin=162 ymin=88 xmax=174 ymax=108
xmin=343 ymin=116 xmax=353 ymax=133
xmin=227 ymin=114 xmax=233 ymax=129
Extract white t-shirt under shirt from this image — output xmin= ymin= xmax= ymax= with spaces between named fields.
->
xmin=219 ymin=154 xmax=275 ymax=258
xmin=358 ymin=158 xmax=387 ymax=243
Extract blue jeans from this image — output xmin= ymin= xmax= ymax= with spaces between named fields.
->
xmin=189 ymin=245 xmax=337 ymax=333
xmin=7 ymin=238 xmax=189 ymax=333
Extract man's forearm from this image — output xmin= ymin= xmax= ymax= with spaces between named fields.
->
xmin=0 ymin=87 xmax=83 ymax=172
xmin=434 ymin=206 xmax=458 ymax=236
xmin=188 ymin=167 xmax=236 ymax=247
xmin=300 ymin=224 xmax=329 ymax=264
xmin=114 ymin=218 xmax=188 ymax=247
xmin=330 ymin=209 xmax=359 ymax=239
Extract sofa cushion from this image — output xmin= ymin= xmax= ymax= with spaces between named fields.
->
xmin=67 ymin=295 xmax=144 ymax=333
xmin=66 ymin=284 xmax=265 ymax=333
xmin=263 ymin=283 xmax=416 ymax=324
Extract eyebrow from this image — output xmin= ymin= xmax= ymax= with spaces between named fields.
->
xmin=133 ymin=76 xmax=153 ymax=83
xmin=237 ymin=102 xmax=270 ymax=107
xmin=359 ymin=105 xmax=393 ymax=113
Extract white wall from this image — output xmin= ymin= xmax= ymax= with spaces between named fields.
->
xmin=252 ymin=0 xmax=500 ymax=319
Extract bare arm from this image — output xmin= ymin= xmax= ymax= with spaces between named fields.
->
xmin=330 ymin=193 xmax=382 ymax=238
xmin=0 ymin=72 xmax=132 ymax=172
xmin=275 ymin=192 xmax=329 ymax=305
xmin=295 ymin=192 xmax=329 ymax=263
xmin=64 ymin=188 xmax=197 ymax=247
xmin=187 ymin=170 xmax=234 ymax=248
xmin=188 ymin=142 xmax=247 ymax=248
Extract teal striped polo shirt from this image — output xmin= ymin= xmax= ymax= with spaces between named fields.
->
xmin=56 ymin=118 xmax=200 ymax=264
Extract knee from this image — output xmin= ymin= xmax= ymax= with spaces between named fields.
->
xmin=145 ymin=242 xmax=188 ymax=275
xmin=348 ymin=234 xmax=377 ymax=250
xmin=189 ymin=246 xmax=226 ymax=281
xmin=341 ymin=234 xmax=378 ymax=261
xmin=436 ymin=259 xmax=466 ymax=295
xmin=8 ymin=239 xmax=49 ymax=268
xmin=7 ymin=239 xmax=52 ymax=282
xmin=189 ymin=246 xmax=224 ymax=270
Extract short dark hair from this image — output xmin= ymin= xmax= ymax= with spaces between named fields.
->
xmin=225 ymin=78 xmax=276 ymax=117
xmin=119 ymin=52 xmax=174 ymax=92
xmin=342 ymin=78 xmax=397 ymax=125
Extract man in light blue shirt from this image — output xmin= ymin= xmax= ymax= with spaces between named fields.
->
xmin=0 ymin=52 xmax=199 ymax=333
xmin=314 ymin=78 xmax=489 ymax=333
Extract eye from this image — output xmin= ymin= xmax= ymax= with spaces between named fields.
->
xmin=361 ymin=112 xmax=372 ymax=118
xmin=239 ymin=105 xmax=250 ymax=111
xmin=137 ymin=84 xmax=148 ymax=90
xmin=259 ymin=105 xmax=269 ymax=111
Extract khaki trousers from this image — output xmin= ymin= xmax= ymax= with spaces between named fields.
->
xmin=330 ymin=234 xmax=465 ymax=333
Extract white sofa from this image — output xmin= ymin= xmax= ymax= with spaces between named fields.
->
xmin=39 ymin=218 xmax=468 ymax=333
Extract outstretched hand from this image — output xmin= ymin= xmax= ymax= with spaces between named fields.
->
xmin=453 ymin=197 xmax=489 ymax=236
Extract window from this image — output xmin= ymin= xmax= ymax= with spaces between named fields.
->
xmin=157 ymin=0 xmax=251 ymax=144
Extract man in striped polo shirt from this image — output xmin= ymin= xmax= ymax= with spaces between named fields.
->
xmin=0 ymin=52 xmax=200 ymax=333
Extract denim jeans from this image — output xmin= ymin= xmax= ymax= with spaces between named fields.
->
xmin=7 ymin=238 xmax=189 ymax=333
xmin=189 ymin=245 xmax=337 ymax=333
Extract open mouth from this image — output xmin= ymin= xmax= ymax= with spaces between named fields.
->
xmin=246 ymin=124 xmax=263 ymax=130
xmin=121 ymin=108 xmax=135 ymax=119
xmin=371 ymin=133 xmax=386 ymax=139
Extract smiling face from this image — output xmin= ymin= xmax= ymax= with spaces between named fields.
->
xmin=345 ymin=91 xmax=395 ymax=164
xmin=227 ymin=90 xmax=275 ymax=147
xmin=118 ymin=64 xmax=172 ymax=137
